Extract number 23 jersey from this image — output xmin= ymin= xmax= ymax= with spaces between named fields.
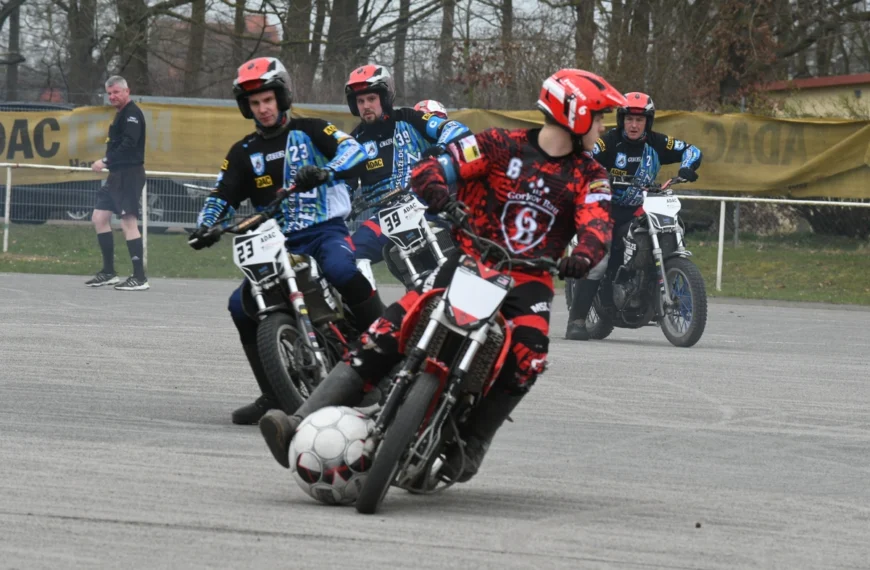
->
xmin=415 ymin=128 xmax=614 ymax=268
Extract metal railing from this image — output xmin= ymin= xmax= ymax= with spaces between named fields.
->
xmin=2 ymin=162 xmax=868 ymax=295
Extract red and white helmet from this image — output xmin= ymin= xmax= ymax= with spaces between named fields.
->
xmin=233 ymin=57 xmax=293 ymax=119
xmin=414 ymin=99 xmax=448 ymax=118
xmin=345 ymin=64 xmax=395 ymax=116
xmin=536 ymin=69 xmax=627 ymax=136
xmin=617 ymin=92 xmax=656 ymax=132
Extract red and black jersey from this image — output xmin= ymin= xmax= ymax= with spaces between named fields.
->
xmin=411 ymin=128 xmax=613 ymax=274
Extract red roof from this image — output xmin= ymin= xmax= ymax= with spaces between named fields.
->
xmin=762 ymin=73 xmax=870 ymax=92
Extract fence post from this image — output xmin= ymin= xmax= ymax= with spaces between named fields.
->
xmin=3 ymin=167 xmax=11 ymax=253
xmin=141 ymin=182 xmax=148 ymax=270
xmin=733 ymin=203 xmax=740 ymax=246
xmin=716 ymin=199 xmax=726 ymax=292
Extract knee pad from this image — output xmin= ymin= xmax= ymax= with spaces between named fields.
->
xmin=587 ymin=254 xmax=609 ymax=281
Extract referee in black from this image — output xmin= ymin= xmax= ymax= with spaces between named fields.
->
xmin=85 ymin=75 xmax=149 ymax=291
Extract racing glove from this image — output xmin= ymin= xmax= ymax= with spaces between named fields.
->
xmin=557 ymin=255 xmax=592 ymax=279
xmin=678 ymin=167 xmax=698 ymax=182
xmin=188 ymin=225 xmax=220 ymax=250
xmin=294 ymin=165 xmax=332 ymax=190
xmin=417 ymin=182 xmax=451 ymax=214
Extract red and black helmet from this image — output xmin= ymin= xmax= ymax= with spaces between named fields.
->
xmin=345 ymin=64 xmax=395 ymax=116
xmin=617 ymin=92 xmax=655 ymax=132
xmin=232 ymin=57 xmax=293 ymax=119
xmin=536 ymin=69 xmax=627 ymax=136
xmin=414 ymin=99 xmax=448 ymax=119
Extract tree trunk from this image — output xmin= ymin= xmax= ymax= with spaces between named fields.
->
xmin=323 ymin=0 xmax=361 ymax=93
xmin=67 ymin=0 xmax=100 ymax=104
xmin=393 ymin=0 xmax=411 ymax=102
xmin=606 ymin=0 xmax=625 ymax=74
xmin=574 ymin=0 xmax=596 ymax=69
xmin=501 ymin=0 xmax=515 ymax=108
xmin=281 ymin=0 xmax=312 ymax=100
xmin=233 ymin=0 xmax=246 ymax=68
xmin=182 ymin=0 xmax=206 ymax=96
xmin=437 ymin=0 xmax=456 ymax=99
xmin=5 ymin=5 xmax=20 ymax=100
xmin=115 ymin=0 xmax=151 ymax=94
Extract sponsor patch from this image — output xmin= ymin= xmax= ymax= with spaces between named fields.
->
xmin=674 ymin=139 xmax=686 ymax=151
xmin=421 ymin=113 xmax=433 ymax=120
xmin=458 ymin=135 xmax=481 ymax=163
xmin=588 ymin=179 xmax=610 ymax=192
xmin=363 ymin=141 xmax=378 ymax=159
xmin=255 ymin=175 xmax=273 ymax=188
xmin=366 ymin=158 xmax=384 ymax=170
xmin=250 ymin=153 xmax=265 ymax=176
xmin=127 ymin=116 xmax=138 ymax=123
xmin=323 ymin=124 xmax=337 ymax=135
xmin=615 ymin=152 xmax=627 ymax=168
xmin=221 ymin=159 xmax=229 ymax=170
xmin=266 ymin=151 xmax=284 ymax=161
xmin=596 ymin=138 xmax=606 ymax=152
xmin=610 ymin=168 xmax=628 ymax=176
xmin=666 ymin=137 xmax=675 ymax=150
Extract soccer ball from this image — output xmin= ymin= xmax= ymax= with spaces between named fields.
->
xmin=289 ymin=406 xmax=372 ymax=505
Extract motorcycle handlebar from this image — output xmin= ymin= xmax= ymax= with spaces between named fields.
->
xmin=610 ymin=176 xmax=686 ymax=193
xmin=348 ymin=186 xmax=409 ymax=220
xmin=188 ymin=184 xmax=299 ymax=246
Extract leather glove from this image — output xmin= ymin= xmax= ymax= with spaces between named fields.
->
xmin=557 ymin=255 xmax=592 ymax=279
xmin=188 ymin=225 xmax=220 ymax=250
xmin=678 ymin=167 xmax=698 ymax=182
xmin=295 ymin=165 xmax=332 ymax=190
xmin=417 ymin=182 xmax=451 ymax=214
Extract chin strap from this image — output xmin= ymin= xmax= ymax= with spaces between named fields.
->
xmin=256 ymin=112 xmax=290 ymax=139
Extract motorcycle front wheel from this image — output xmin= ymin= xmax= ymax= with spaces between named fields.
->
xmin=257 ymin=312 xmax=315 ymax=414
xmin=355 ymin=372 xmax=441 ymax=515
xmin=660 ymin=257 xmax=708 ymax=348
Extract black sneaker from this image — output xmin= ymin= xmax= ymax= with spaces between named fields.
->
xmin=85 ymin=272 xmax=120 ymax=287
xmin=565 ymin=321 xmax=590 ymax=341
xmin=114 ymin=276 xmax=150 ymax=291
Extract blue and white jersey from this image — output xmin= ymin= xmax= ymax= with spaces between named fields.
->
xmin=280 ymin=118 xmax=367 ymax=232
xmin=351 ymin=107 xmax=470 ymax=206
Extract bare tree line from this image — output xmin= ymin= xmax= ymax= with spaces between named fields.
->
xmin=1 ymin=0 xmax=869 ymax=110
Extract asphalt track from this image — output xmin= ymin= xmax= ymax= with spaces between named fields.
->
xmin=1 ymin=273 xmax=868 ymax=570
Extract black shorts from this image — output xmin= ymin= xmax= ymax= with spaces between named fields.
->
xmin=94 ymin=165 xmax=145 ymax=217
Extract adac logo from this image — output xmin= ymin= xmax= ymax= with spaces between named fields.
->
xmin=255 ymin=175 xmax=273 ymax=188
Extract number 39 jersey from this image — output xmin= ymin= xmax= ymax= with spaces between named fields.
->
xmin=412 ymin=128 xmax=614 ymax=269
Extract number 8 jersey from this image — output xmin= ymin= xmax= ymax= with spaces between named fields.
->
xmin=412 ymin=128 xmax=614 ymax=271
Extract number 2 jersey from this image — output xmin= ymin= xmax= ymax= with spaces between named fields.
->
xmin=411 ymin=128 xmax=614 ymax=276
xmin=197 ymin=117 xmax=366 ymax=232
xmin=593 ymin=128 xmax=702 ymax=207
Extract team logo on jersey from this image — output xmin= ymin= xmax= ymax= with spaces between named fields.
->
xmin=615 ymin=152 xmax=627 ymax=168
xmin=250 ymin=153 xmax=265 ymax=176
xmin=500 ymin=201 xmax=556 ymax=255
xmin=674 ymin=139 xmax=686 ymax=151
xmin=363 ymin=141 xmax=378 ymax=159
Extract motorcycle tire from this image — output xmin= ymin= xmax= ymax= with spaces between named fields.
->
xmin=256 ymin=312 xmax=314 ymax=414
xmin=660 ymin=257 xmax=708 ymax=348
xmin=355 ymin=372 xmax=441 ymax=515
xmin=586 ymin=297 xmax=615 ymax=340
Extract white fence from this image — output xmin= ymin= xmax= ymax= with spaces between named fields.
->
xmin=2 ymin=162 xmax=869 ymax=292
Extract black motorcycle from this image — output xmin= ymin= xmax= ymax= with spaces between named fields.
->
xmin=566 ymin=177 xmax=708 ymax=348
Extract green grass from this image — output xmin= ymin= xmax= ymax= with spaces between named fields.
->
xmin=2 ymin=223 xmax=869 ymax=305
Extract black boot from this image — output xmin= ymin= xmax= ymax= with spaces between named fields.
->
xmin=259 ymin=362 xmax=365 ymax=468
xmin=231 ymin=344 xmax=279 ymax=425
xmin=441 ymin=390 xmax=526 ymax=483
xmin=565 ymin=279 xmax=600 ymax=341
xmin=349 ymin=291 xmax=385 ymax=332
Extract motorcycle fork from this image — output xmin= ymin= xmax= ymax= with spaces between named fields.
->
xmin=649 ymin=229 xmax=673 ymax=317
xmin=277 ymin=252 xmax=329 ymax=380
xmin=400 ymin=222 xmax=448 ymax=288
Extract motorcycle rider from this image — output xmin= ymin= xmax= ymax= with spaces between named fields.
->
xmin=344 ymin=64 xmax=470 ymax=265
xmin=257 ymin=69 xmax=627 ymax=483
xmin=565 ymin=92 xmax=703 ymax=340
xmin=413 ymin=99 xmax=449 ymax=119
xmin=189 ymin=57 xmax=385 ymax=424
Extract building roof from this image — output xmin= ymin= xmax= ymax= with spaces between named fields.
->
xmin=762 ymin=72 xmax=870 ymax=92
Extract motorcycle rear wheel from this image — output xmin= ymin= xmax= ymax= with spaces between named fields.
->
xmin=660 ymin=257 xmax=708 ymax=348
xmin=257 ymin=312 xmax=315 ymax=414
xmin=355 ymin=372 xmax=441 ymax=514
xmin=586 ymin=297 xmax=615 ymax=340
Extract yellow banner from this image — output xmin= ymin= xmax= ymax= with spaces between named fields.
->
xmin=1 ymin=105 xmax=868 ymax=199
